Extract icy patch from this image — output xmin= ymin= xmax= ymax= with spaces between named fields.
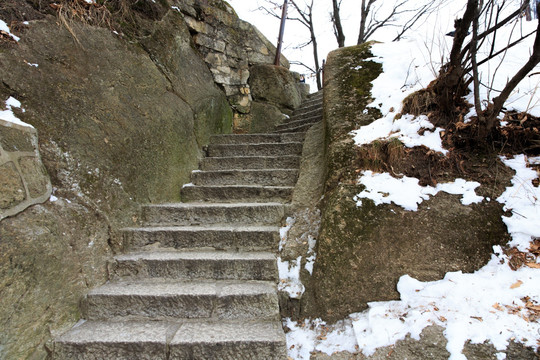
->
xmin=0 ymin=19 xmax=20 ymax=41
xmin=49 ymin=195 xmax=58 ymax=202
xmin=277 ymin=256 xmax=304 ymax=299
xmin=0 ymin=97 xmax=33 ymax=128
xmin=497 ymin=155 xmax=540 ymax=251
xmin=354 ymin=171 xmax=483 ymax=211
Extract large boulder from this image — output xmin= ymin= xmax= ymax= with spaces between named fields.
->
xmin=249 ymin=64 xmax=303 ymax=113
xmin=303 ymin=44 xmax=512 ymax=322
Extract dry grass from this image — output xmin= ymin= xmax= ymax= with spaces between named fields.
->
xmin=401 ymin=88 xmax=438 ymax=116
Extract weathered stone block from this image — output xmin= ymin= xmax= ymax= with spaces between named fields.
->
xmin=250 ymin=101 xmax=285 ymax=134
xmin=194 ymin=33 xmax=226 ymax=52
xmin=249 ymin=64 xmax=302 ymax=112
xmin=18 ymin=156 xmax=49 ymax=198
xmin=184 ymin=16 xmax=214 ymax=35
xmin=0 ymin=123 xmax=35 ymax=152
xmin=0 ymin=162 xmax=25 ymax=209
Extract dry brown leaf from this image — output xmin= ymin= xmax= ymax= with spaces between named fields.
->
xmin=510 ymin=280 xmax=523 ymax=289
xmin=525 ymin=303 xmax=540 ymax=312
xmin=525 ymin=262 xmax=540 ymax=269
xmin=470 ymin=316 xmax=483 ymax=322
xmin=493 ymin=303 xmax=504 ymax=311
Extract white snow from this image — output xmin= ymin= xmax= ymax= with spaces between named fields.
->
xmin=284 ymin=318 xmax=357 ymax=360
xmin=351 ymin=114 xmax=447 ymax=155
xmin=304 ymin=235 xmax=317 ymax=275
xmin=0 ymin=19 xmax=20 ymax=41
xmin=355 ymin=171 xmax=483 ymax=211
xmin=498 ymin=155 xmax=540 ymax=252
xmin=277 ymin=217 xmax=305 ymax=299
xmin=277 ymin=256 xmax=305 ymax=299
xmin=0 ymin=97 xmax=33 ymax=128
xmin=279 ymin=217 xmax=295 ymax=252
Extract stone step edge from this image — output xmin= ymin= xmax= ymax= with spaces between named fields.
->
xmin=54 ymin=319 xmax=286 ymax=346
xmin=121 ymin=224 xmax=280 ymax=232
xmin=114 ymin=249 xmax=277 ymax=262
xmin=277 ymin=116 xmax=322 ymax=129
xmin=86 ymin=279 xmax=277 ymax=297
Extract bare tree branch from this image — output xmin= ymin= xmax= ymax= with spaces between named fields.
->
xmin=331 ymin=0 xmax=345 ymax=47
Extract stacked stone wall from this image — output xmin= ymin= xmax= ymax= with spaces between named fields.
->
xmin=0 ymin=119 xmax=51 ymax=220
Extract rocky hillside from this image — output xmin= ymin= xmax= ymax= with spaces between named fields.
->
xmin=0 ymin=0 xmax=306 ymax=358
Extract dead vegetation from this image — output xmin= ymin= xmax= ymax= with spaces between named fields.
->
xmin=0 ymin=0 xmax=170 ymax=43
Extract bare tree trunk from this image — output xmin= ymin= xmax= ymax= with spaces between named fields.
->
xmin=289 ymin=0 xmax=322 ymax=90
xmin=430 ymin=0 xmax=478 ymax=116
xmin=331 ymin=0 xmax=345 ymax=47
xmin=485 ymin=9 xmax=540 ymax=133
xmin=311 ymin=23 xmax=322 ymax=89
xmin=357 ymin=0 xmax=372 ymax=44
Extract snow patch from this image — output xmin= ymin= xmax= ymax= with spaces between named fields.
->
xmin=0 ymin=97 xmax=33 ymax=128
xmin=352 ymin=114 xmax=447 ymax=155
xmin=0 ymin=19 xmax=20 ymax=41
xmin=277 ymin=256 xmax=304 ymax=299
xmin=354 ymin=171 xmax=483 ymax=211
xmin=279 ymin=216 xmax=295 ymax=252
xmin=304 ymin=235 xmax=317 ymax=275
xmin=497 ymin=155 xmax=540 ymax=251
xmin=285 ymin=318 xmax=357 ymax=360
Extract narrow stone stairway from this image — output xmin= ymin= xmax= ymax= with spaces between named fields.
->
xmin=53 ymin=91 xmax=323 ymax=359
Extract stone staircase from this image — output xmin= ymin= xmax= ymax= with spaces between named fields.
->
xmin=52 ymin=91 xmax=323 ymax=359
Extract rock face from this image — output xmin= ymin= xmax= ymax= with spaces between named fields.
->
xmin=303 ymin=44 xmax=511 ymax=322
xmin=0 ymin=0 xmax=293 ymax=357
xmin=176 ymin=1 xmax=308 ymax=133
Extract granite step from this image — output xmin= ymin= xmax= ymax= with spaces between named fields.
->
xmin=54 ymin=319 xmax=287 ymax=360
xmin=294 ymin=101 xmax=322 ymax=113
xmin=181 ymin=185 xmax=294 ymax=203
xmin=191 ymin=169 xmax=299 ymax=186
xmin=274 ymin=122 xmax=315 ymax=133
xmin=142 ymin=202 xmax=285 ymax=226
xmin=200 ymin=155 xmax=301 ymax=171
xmin=275 ymin=116 xmax=321 ymax=131
xmin=122 ymin=225 xmax=279 ymax=251
xmin=207 ymin=142 xmax=303 ymax=157
xmin=111 ymin=250 xmax=278 ymax=281
xmin=82 ymin=279 xmax=279 ymax=321
xmin=170 ymin=319 xmax=287 ymax=359
xmin=287 ymin=108 xmax=322 ymax=122
xmin=209 ymin=132 xmax=304 ymax=145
